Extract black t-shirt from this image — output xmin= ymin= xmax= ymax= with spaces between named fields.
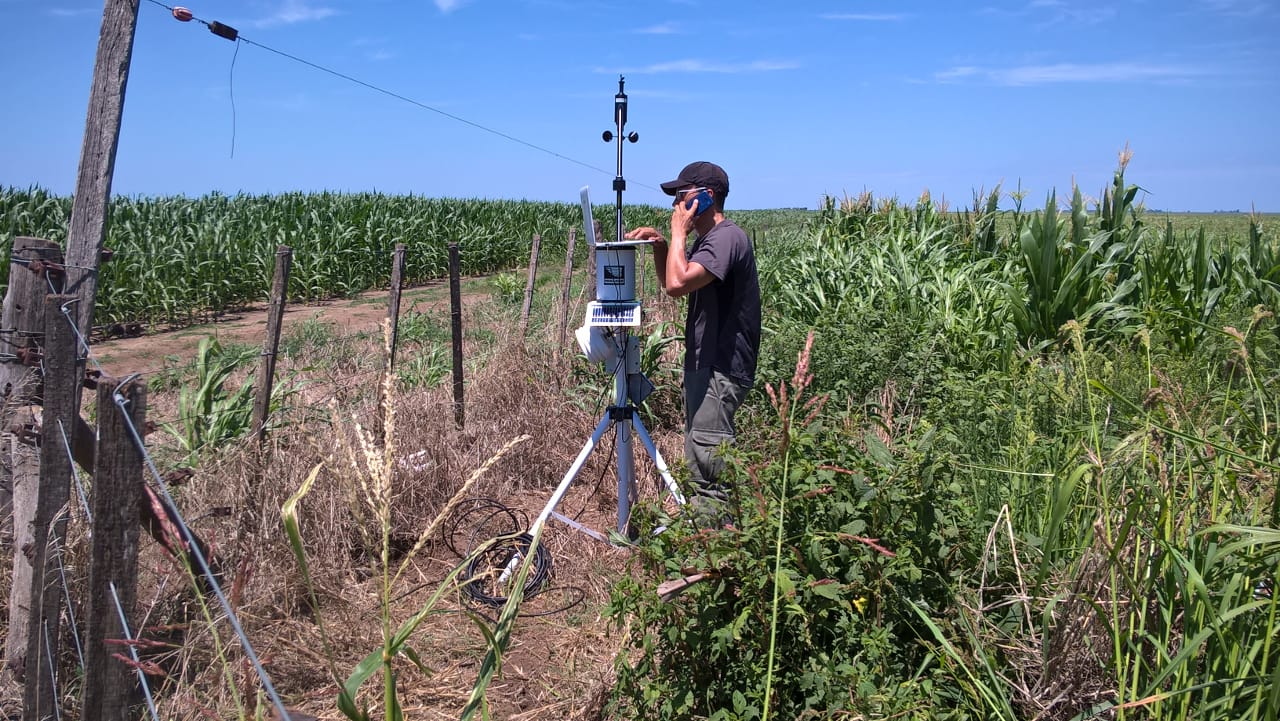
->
xmin=685 ymin=219 xmax=761 ymax=386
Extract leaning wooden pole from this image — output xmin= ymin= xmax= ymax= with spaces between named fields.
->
xmin=62 ymin=0 xmax=140 ymax=346
xmin=24 ymin=294 xmax=79 ymax=720
xmin=251 ymin=245 xmax=292 ymax=448
xmin=81 ymin=377 xmax=147 ymax=721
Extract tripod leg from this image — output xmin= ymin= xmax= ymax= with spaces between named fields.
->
xmin=632 ymin=415 xmax=686 ymax=506
xmin=528 ymin=413 xmax=613 ymax=538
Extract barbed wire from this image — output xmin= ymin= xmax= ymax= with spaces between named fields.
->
xmin=17 ymin=306 xmax=292 ymax=720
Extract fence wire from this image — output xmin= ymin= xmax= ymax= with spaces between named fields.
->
xmin=108 ymin=581 xmax=160 ymax=721
xmin=109 ymin=374 xmax=292 ymax=721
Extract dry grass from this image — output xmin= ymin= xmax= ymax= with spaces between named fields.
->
xmin=115 ymin=317 xmax=671 ymax=719
xmin=0 ymin=277 xmax=692 ymax=719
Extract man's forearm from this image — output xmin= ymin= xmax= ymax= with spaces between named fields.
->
xmin=652 ymin=245 xmax=669 ymax=291
xmin=664 ymin=232 xmax=693 ymax=295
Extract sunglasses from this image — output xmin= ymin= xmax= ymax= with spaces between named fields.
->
xmin=671 ymin=187 xmax=709 ymax=206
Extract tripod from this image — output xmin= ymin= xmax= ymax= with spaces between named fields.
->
xmin=529 ymin=329 xmax=684 ymax=542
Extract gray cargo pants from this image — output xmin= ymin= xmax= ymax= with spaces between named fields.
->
xmin=683 ymin=367 xmax=750 ymax=524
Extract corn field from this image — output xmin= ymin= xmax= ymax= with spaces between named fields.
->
xmin=0 ymin=187 xmax=666 ymax=328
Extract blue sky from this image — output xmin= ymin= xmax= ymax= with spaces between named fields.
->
xmin=2 ymin=0 xmax=1278 ymax=211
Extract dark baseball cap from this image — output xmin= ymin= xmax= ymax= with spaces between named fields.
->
xmin=660 ymin=161 xmax=729 ymax=198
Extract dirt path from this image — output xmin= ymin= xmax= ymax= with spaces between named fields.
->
xmin=89 ymin=280 xmax=473 ymax=377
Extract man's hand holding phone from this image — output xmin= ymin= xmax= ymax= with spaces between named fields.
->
xmin=671 ymin=190 xmax=700 ymax=240
xmin=686 ymin=189 xmax=713 ymax=216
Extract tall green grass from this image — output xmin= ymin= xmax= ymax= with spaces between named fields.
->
xmin=615 ymin=158 xmax=1279 ymax=720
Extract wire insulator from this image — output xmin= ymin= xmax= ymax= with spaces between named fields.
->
xmin=209 ymin=20 xmax=238 ymax=41
xmin=172 ymin=6 xmax=193 ymax=22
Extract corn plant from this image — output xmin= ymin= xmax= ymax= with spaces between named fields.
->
xmin=489 ymin=272 xmax=524 ymax=307
xmin=1007 ymin=185 xmax=1142 ymax=347
xmin=161 ymin=336 xmax=259 ymax=458
xmin=1238 ymin=216 xmax=1280 ymax=314
xmin=1142 ymin=220 xmax=1232 ymax=353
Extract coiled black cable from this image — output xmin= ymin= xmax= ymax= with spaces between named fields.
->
xmin=442 ymin=497 xmax=528 ymax=558
xmin=458 ymin=532 xmax=553 ymax=608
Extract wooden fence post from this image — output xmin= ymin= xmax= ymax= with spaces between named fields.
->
xmin=2 ymin=237 xmax=64 ymax=679
xmin=555 ymin=228 xmax=577 ymax=360
xmin=386 ymin=243 xmax=407 ymax=371
xmin=519 ymin=233 xmax=541 ymax=338
xmin=251 ymin=245 xmax=291 ymax=447
xmin=22 ymin=295 xmax=79 ymax=719
xmin=375 ymin=243 xmax=408 ymax=432
xmin=82 ymin=377 xmax=146 ymax=721
xmin=448 ymin=243 xmax=464 ymax=430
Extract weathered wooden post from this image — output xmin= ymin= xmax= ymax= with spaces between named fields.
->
xmin=386 ymin=243 xmax=407 ymax=371
xmin=82 ymin=377 xmax=146 ymax=721
xmin=251 ymin=245 xmax=291 ymax=447
xmin=555 ymin=228 xmax=578 ymax=360
xmin=49 ymin=0 xmax=140 ymax=695
xmin=448 ymin=243 xmax=465 ymax=430
xmin=2 ymin=237 xmax=64 ymax=679
xmin=519 ymin=233 xmax=542 ymax=338
xmin=22 ymin=294 xmax=79 ymax=719
xmin=375 ymin=243 xmax=408 ymax=433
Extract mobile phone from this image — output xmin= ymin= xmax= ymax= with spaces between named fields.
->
xmin=685 ymin=189 xmax=713 ymax=216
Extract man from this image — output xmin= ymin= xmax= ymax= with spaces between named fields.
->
xmin=625 ymin=161 xmax=761 ymax=523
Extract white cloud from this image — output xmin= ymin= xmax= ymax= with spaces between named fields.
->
xmin=1201 ymin=0 xmax=1271 ymax=16
xmin=250 ymin=0 xmax=337 ymax=28
xmin=819 ymin=12 xmax=908 ymax=21
xmin=636 ymin=22 xmax=680 ymax=34
xmin=935 ymin=66 xmax=979 ymax=81
xmin=936 ymin=61 xmax=1206 ymax=85
xmin=435 ymin=0 xmax=470 ymax=12
xmin=980 ymin=1 xmax=1117 ymax=25
xmin=1029 ymin=0 xmax=1117 ymax=26
xmin=602 ymin=59 xmax=801 ymax=74
xmin=48 ymin=7 xmax=98 ymax=17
